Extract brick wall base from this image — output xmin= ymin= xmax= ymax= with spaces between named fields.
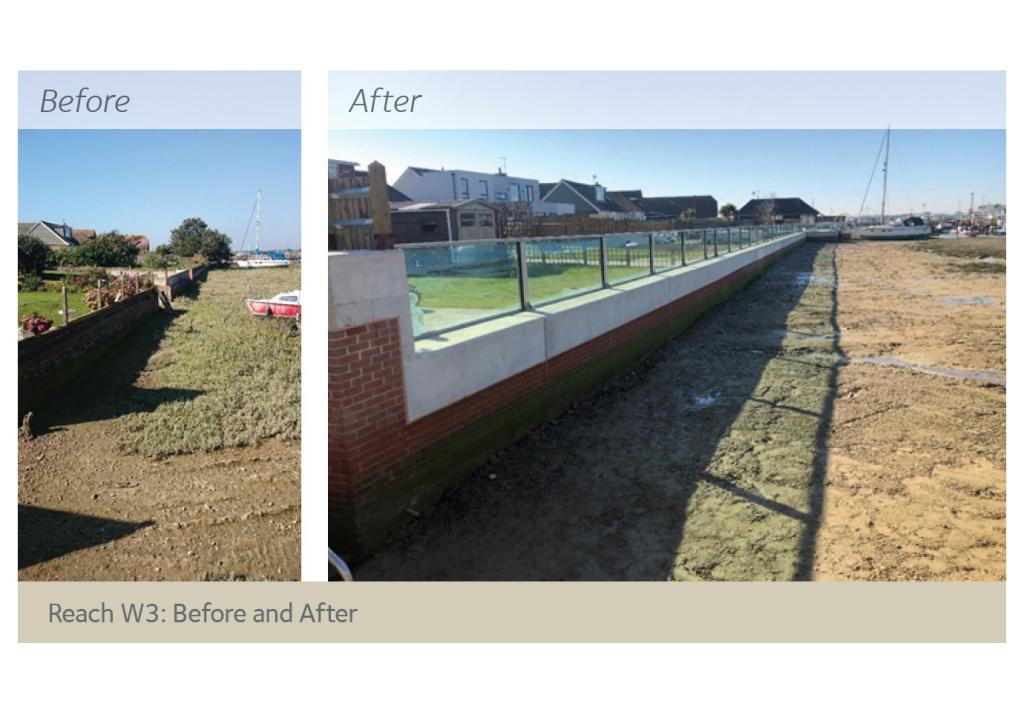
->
xmin=328 ymin=244 xmax=798 ymax=560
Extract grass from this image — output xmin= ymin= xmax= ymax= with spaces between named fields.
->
xmin=116 ymin=266 xmax=300 ymax=458
xmin=915 ymin=237 xmax=1006 ymax=261
xmin=411 ymin=264 xmax=658 ymax=310
xmin=18 ymin=290 xmax=90 ymax=326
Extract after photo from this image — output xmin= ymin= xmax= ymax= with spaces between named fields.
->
xmin=328 ymin=122 xmax=1005 ymax=581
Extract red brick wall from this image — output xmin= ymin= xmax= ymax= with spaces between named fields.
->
xmin=329 ymin=245 xmax=795 ymax=559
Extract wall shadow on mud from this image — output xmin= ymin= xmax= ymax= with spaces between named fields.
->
xmin=18 ymin=504 xmax=153 ymax=570
xmin=355 ymin=242 xmax=841 ymax=581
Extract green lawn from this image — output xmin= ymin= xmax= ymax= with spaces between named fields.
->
xmin=410 ymin=263 xmax=674 ymax=311
xmin=18 ymin=290 xmax=90 ymax=326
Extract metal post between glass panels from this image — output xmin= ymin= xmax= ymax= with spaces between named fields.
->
xmin=599 ymin=236 xmax=608 ymax=288
xmin=516 ymin=240 xmax=530 ymax=310
xmin=680 ymin=230 xmax=687 ymax=266
xmin=648 ymin=233 xmax=655 ymax=275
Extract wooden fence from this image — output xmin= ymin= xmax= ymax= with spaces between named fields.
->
xmin=329 ymin=161 xmax=393 ymax=251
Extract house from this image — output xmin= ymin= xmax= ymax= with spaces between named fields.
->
xmin=72 ymin=228 xmax=97 ymax=243
xmin=328 ymin=159 xmax=361 ymax=179
xmin=18 ymin=220 xmax=78 ymax=249
xmin=539 ymin=180 xmax=642 ymax=219
xmin=395 ymin=166 xmax=544 ymax=206
xmin=125 ymin=234 xmax=150 ymax=252
xmin=609 ymin=190 xmax=718 ymax=221
xmin=737 ymin=197 xmax=819 ymax=225
xmin=390 ymin=199 xmax=498 ymax=244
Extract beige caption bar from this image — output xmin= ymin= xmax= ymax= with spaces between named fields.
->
xmin=20 ymin=582 xmax=1005 ymax=643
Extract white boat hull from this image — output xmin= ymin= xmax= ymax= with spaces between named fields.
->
xmin=853 ymin=225 xmax=932 ymax=240
xmin=236 ymin=259 xmax=291 ymax=268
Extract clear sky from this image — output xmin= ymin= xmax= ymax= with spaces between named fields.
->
xmin=19 ymin=130 xmax=301 ymax=249
xmin=329 ymin=129 xmax=1005 ymax=216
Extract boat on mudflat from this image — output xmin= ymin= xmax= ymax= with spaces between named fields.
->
xmin=244 ymin=290 xmax=301 ymax=318
xmin=854 ymin=216 xmax=933 ymax=240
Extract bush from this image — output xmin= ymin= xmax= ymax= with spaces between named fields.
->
xmin=85 ymin=286 xmax=116 ymax=311
xmin=169 ymin=218 xmax=232 ymax=264
xmin=20 ymin=313 xmax=53 ymax=334
xmin=18 ymin=235 xmax=50 ymax=276
xmin=18 ymin=274 xmax=44 ymax=292
xmin=58 ymin=231 xmax=139 ymax=267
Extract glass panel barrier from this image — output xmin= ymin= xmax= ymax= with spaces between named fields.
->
xmin=604 ymin=233 xmax=653 ymax=285
xmin=525 ymin=237 xmax=603 ymax=306
xmin=652 ymin=231 xmax=683 ymax=272
xmin=404 ymin=241 xmax=521 ymax=337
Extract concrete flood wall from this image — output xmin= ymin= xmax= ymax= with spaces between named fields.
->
xmin=328 ymin=232 xmax=807 ymax=559
xmin=18 ymin=288 xmax=161 ymax=417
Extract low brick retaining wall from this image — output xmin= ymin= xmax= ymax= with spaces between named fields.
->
xmin=18 ymin=288 xmax=160 ymax=416
xmin=328 ymin=234 xmax=804 ymax=560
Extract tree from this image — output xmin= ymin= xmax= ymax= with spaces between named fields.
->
xmin=18 ymin=234 xmax=50 ymax=276
xmin=199 ymin=229 xmax=233 ymax=265
xmin=142 ymin=247 xmax=178 ymax=270
xmin=680 ymin=208 xmax=697 ymax=226
xmin=169 ymin=217 xmax=232 ymax=263
xmin=755 ymin=199 xmax=777 ymax=226
xmin=58 ymin=231 xmax=139 ymax=267
xmin=169 ymin=217 xmax=209 ymax=257
xmin=719 ymin=203 xmax=738 ymax=223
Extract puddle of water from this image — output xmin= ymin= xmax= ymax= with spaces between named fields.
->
xmin=692 ymin=394 xmax=717 ymax=407
xmin=792 ymin=272 xmax=835 ymax=287
xmin=852 ymin=355 xmax=1005 ymax=385
xmin=940 ymin=296 xmax=1000 ymax=306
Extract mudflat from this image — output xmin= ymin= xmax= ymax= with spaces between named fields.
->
xmin=19 ymin=268 xmax=301 ymax=581
xmin=356 ymin=238 xmax=1004 ymax=581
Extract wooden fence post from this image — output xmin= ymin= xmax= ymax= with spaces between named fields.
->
xmin=367 ymin=161 xmax=394 ymax=250
xmin=61 ymin=285 xmax=69 ymax=326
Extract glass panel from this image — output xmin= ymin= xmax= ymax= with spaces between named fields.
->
xmin=604 ymin=233 xmax=651 ymax=285
xmin=403 ymin=241 xmax=521 ymax=337
xmin=525 ymin=237 xmax=602 ymax=306
xmin=651 ymin=231 xmax=682 ymax=272
xmin=683 ymin=230 xmax=706 ymax=264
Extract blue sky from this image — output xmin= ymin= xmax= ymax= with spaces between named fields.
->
xmin=329 ymin=129 xmax=1005 ymax=215
xmin=19 ymin=130 xmax=301 ymax=249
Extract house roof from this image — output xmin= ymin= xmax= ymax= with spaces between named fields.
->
xmin=539 ymin=183 xmax=557 ymax=199
xmin=18 ymin=220 xmax=74 ymax=245
xmin=610 ymin=190 xmax=643 ymax=204
xmin=72 ymin=228 xmax=97 ymax=241
xmin=631 ymin=195 xmax=716 ymax=217
xmin=388 ymin=185 xmax=412 ymax=202
xmin=408 ymin=166 xmax=437 ymax=176
xmin=555 ymin=179 xmax=637 ymax=214
xmin=738 ymin=197 xmax=819 ymax=217
xmin=394 ymin=199 xmax=495 ymax=212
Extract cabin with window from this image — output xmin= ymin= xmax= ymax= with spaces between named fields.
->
xmin=390 ymin=199 xmax=499 ymax=244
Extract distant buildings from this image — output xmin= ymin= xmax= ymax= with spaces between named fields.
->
xmin=737 ymin=197 xmax=819 ymax=224
xmin=539 ymin=180 xmax=641 ymax=219
xmin=394 ymin=166 xmax=559 ymax=211
xmin=609 ymin=190 xmax=718 ymax=221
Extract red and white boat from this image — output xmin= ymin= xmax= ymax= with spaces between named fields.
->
xmin=244 ymin=290 xmax=301 ymax=318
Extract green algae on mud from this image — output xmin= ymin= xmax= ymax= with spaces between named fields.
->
xmin=117 ymin=267 xmax=301 ymax=458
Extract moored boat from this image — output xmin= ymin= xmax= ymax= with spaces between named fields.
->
xmin=234 ymin=189 xmax=291 ymax=268
xmin=244 ymin=290 xmax=301 ymax=318
xmin=853 ymin=126 xmax=933 ymax=241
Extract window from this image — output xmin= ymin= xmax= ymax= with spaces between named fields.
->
xmin=420 ymin=221 xmax=439 ymax=234
xmin=459 ymin=178 xmax=470 ymax=199
xmin=495 ymin=191 xmax=508 ymax=201
xmin=459 ymin=211 xmax=476 ymax=227
xmin=510 ymin=183 xmax=521 ymax=202
xmin=525 ymin=185 xmax=534 ymax=203
xmin=479 ymin=180 xmax=489 ymax=198
xmin=479 ymin=212 xmax=494 ymax=227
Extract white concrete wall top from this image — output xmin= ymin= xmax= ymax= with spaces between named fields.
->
xmin=329 ymin=233 xmax=805 ymax=423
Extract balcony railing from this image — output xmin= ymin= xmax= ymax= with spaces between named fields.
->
xmin=400 ymin=224 xmax=803 ymax=339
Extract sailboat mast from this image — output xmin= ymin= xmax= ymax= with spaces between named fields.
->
xmin=880 ymin=126 xmax=890 ymax=223
xmin=251 ymin=189 xmax=260 ymax=253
